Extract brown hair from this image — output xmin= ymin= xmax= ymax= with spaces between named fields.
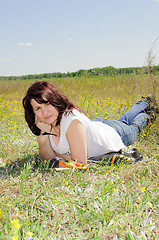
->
xmin=22 ymin=81 xmax=82 ymax=132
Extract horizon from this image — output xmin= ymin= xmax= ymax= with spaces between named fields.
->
xmin=1 ymin=64 xmax=155 ymax=78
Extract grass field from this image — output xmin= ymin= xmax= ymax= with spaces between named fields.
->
xmin=0 ymin=75 xmax=159 ymax=239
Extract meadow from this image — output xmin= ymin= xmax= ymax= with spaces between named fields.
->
xmin=0 ymin=74 xmax=158 ymax=240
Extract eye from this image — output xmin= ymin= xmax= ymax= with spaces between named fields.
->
xmin=35 ymin=106 xmax=40 ymax=111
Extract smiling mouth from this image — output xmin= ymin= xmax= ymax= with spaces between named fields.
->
xmin=45 ymin=115 xmax=52 ymax=120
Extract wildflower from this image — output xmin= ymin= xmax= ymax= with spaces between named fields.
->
xmin=149 ymin=219 xmax=153 ymax=226
xmin=0 ymin=209 xmax=4 ymax=218
xmin=39 ymin=175 xmax=42 ymax=179
xmin=26 ymin=231 xmax=33 ymax=237
xmin=113 ymin=188 xmax=119 ymax=192
xmin=146 ymin=202 xmax=153 ymax=210
xmin=65 ymin=182 xmax=68 ymax=186
xmin=141 ymin=187 xmax=145 ymax=192
xmin=138 ymin=182 xmax=141 ymax=187
xmin=136 ymin=196 xmax=141 ymax=203
xmin=11 ymin=236 xmax=18 ymax=240
xmin=63 ymin=179 xmax=66 ymax=183
xmin=11 ymin=219 xmax=21 ymax=234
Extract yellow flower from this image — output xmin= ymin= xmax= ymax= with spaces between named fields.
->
xmin=11 ymin=219 xmax=21 ymax=234
xmin=26 ymin=231 xmax=33 ymax=237
xmin=65 ymin=182 xmax=68 ymax=186
xmin=141 ymin=187 xmax=145 ymax=192
xmin=113 ymin=188 xmax=119 ymax=192
xmin=39 ymin=175 xmax=42 ymax=179
xmin=0 ymin=209 xmax=4 ymax=218
xmin=11 ymin=236 xmax=18 ymax=240
xmin=136 ymin=196 xmax=141 ymax=203
xmin=149 ymin=219 xmax=153 ymax=226
xmin=63 ymin=179 xmax=66 ymax=183
xmin=146 ymin=202 xmax=153 ymax=210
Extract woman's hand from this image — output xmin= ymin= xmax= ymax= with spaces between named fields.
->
xmin=35 ymin=114 xmax=56 ymax=160
xmin=35 ymin=115 xmax=51 ymax=133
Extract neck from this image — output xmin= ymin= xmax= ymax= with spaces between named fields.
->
xmin=51 ymin=124 xmax=60 ymax=137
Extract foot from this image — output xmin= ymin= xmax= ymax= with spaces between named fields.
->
xmin=142 ymin=94 xmax=159 ymax=114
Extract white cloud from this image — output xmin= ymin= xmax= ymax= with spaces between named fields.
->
xmin=0 ymin=57 xmax=16 ymax=62
xmin=97 ymin=51 xmax=119 ymax=56
xmin=67 ymin=38 xmax=72 ymax=41
xmin=142 ymin=39 xmax=149 ymax=43
xmin=152 ymin=38 xmax=159 ymax=43
xmin=125 ymin=36 xmax=132 ymax=40
xmin=17 ymin=42 xmax=33 ymax=47
xmin=97 ymin=51 xmax=109 ymax=56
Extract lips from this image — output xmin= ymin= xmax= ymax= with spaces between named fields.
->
xmin=44 ymin=115 xmax=53 ymax=120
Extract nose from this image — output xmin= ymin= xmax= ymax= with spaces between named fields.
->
xmin=42 ymin=106 xmax=49 ymax=117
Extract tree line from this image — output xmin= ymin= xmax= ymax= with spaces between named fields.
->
xmin=1 ymin=65 xmax=159 ymax=80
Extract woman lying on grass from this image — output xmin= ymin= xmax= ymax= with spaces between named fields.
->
xmin=22 ymin=81 xmax=158 ymax=166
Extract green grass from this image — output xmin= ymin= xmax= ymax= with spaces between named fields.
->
xmin=0 ymin=75 xmax=159 ymax=239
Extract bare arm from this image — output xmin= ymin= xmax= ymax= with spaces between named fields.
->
xmin=66 ymin=119 xmax=87 ymax=164
xmin=37 ymin=135 xmax=56 ymax=160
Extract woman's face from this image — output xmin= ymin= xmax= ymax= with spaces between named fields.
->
xmin=31 ymin=98 xmax=59 ymax=126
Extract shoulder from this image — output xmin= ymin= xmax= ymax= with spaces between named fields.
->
xmin=61 ymin=108 xmax=84 ymax=132
xmin=62 ymin=108 xmax=85 ymax=123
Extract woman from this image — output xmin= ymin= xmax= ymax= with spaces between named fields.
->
xmin=22 ymin=81 xmax=158 ymax=165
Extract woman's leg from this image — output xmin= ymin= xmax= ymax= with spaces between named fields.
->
xmin=99 ymin=118 xmax=146 ymax=146
xmin=92 ymin=100 xmax=150 ymax=146
xmin=118 ymin=100 xmax=149 ymax=125
xmin=99 ymin=114 xmax=149 ymax=146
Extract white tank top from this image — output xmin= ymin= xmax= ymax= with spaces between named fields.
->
xmin=49 ymin=109 xmax=125 ymax=159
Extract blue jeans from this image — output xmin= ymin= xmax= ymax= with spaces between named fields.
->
xmin=92 ymin=101 xmax=150 ymax=146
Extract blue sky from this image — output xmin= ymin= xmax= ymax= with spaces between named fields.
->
xmin=0 ymin=0 xmax=159 ymax=76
